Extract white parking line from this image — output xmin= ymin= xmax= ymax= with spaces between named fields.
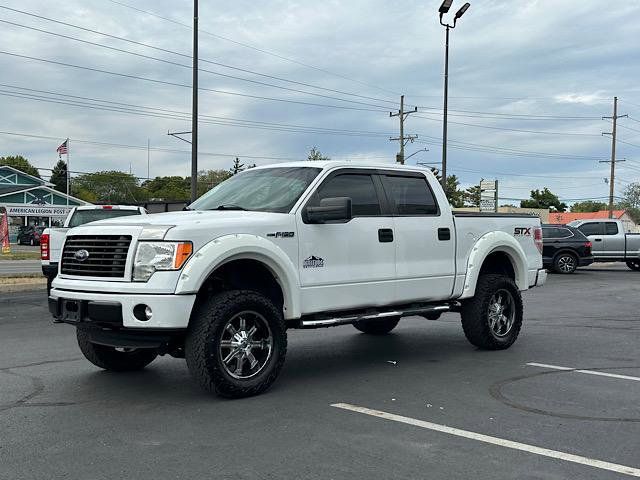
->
xmin=331 ymin=403 xmax=640 ymax=478
xmin=527 ymin=362 xmax=640 ymax=382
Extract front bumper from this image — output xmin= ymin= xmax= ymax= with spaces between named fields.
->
xmin=49 ymin=288 xmax=196 ymax=329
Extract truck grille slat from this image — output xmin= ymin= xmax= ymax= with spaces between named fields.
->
xmin=61 ymin=235 xmax=132 ymax=278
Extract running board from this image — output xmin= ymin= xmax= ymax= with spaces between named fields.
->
xmin=299 ymin=304 xmax=451 ymax=329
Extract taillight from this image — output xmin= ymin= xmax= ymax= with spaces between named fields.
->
xmin=40 ymin=233 xmax=50 ymax=260
xmin=534 ymin=227 xmax=543 ymax=254
xmin=585 ymin=241 xmax=592 ymax=252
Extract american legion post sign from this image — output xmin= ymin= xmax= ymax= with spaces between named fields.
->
xmin=0 ymin=165 xmax=88 ymax=237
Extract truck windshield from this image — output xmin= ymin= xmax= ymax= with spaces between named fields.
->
xmin=190 ymin=167 xmax=321 ymax=213
xmin=68 ymin=209 xmax=141 ymax=227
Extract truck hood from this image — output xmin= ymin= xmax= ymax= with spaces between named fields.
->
xmin=75 ymin=209 xmax=297 ymax=249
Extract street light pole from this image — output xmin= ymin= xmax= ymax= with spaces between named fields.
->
xmin=190 ymin=0 xmax=199 ymax=203
xmin=438 ymin=1 xmax=470 ymax=191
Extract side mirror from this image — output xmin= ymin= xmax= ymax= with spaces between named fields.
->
xmin=305 ymin=197 xmax=352 ymax=224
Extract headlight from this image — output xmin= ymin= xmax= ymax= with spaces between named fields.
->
xmin=133 ymin=241 xmax=193 ymax=282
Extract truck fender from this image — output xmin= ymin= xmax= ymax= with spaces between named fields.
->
xmin=174 ymin=234 xmax=300 ymax=319
xmin=460 ymin=231 xmax=529 ymax=299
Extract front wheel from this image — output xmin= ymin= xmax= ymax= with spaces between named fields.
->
xmin=77 ymin=329 xmax=158 ymax=371
xmin=626 ymin=260 xmax=640 ymax=271
xmin=353 ymin=316 xmax=400 ymax=335
xmin=185 ymin=290 xmax=287 ymax=398
xmin=460 ymin=274 xmax=523 ymax=350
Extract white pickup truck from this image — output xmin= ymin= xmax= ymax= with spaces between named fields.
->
xmin=49 ymin=162 xmax=546 ymax=398
xmin=41 ymin=205 xmax=146 ymax=290
xmin=568 ymin=219 xmax=640 ymax=270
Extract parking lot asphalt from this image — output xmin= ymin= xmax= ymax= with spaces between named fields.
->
xmin=0 ymin=260 xmax=42 ymax=276
xmin=1 ymin=265 xmax=639 ymax=479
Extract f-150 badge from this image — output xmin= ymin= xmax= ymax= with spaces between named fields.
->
xmin=303 ymin=255 xmax=325 ymax=268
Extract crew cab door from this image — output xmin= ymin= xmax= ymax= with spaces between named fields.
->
xmin=577 ymin=222 xmax=605 ymax=257
xmin=296 ymin=169 xmax=396 ymax=314
xmin=602 ymin=221 xmax=625 ymax=258
xmin=379 ymin=172 xmax=456 ymax=302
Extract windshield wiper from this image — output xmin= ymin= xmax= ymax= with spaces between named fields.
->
xmin=212 ymin=204 xmax=247 ymax=211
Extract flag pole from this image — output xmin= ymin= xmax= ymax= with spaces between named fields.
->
xmin=66 ymin=138 xmax=70 ymax=206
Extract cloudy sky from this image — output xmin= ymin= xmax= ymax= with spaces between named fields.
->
xmin=1 ymin=0 xmax=640 ymax=204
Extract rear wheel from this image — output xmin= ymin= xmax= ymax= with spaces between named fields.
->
xmin=353 ymin=316 xmax=400 ymax=335
xmin=460 ymin=274 xmax=523 ymax=350
xmin=77 ymin=329 xmax=158 ymax=371
xmin=553 ymin=252 xmax=577 ymax=274
xmin=626 ymin=260 xmax=640 ymax=271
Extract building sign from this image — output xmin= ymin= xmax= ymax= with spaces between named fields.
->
xmin=480 ymin=179 xmax=498 ymax=213
xmin=3 ymin=204 xmax=73 ymax=217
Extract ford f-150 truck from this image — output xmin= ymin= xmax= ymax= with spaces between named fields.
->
xmin=49 ymin=162 xmax=546 ymax=398
xmin=568 ymin=219 xmax=640 ymax=270
xmin=41 ymin=205 xmax=147 ymax=290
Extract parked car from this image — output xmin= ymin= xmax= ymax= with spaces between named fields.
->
xmin=17 ymin=225 xmax=45 ymax=246
xmin=41 ymin=205 xmax=147 ymax=291
xmin=567 ymin=219 xmax=640 ymax=271
xmin=48 ymin=161 xmax=546 ymax=398
xmin=542 ymin=224 xmax=593 ymax=273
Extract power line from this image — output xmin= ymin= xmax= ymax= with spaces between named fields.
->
xmin=0 ymin=5 xmax=407 ymax=108
xmin=105 ymin=0 xmax=400 ymax=96
xmin=0 ymin=50 xmax=390 ymax=112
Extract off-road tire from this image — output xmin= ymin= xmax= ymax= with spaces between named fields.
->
xmin=185 ymin=290 xmax=287 ymax=398
xmin=460 ymin=274 xmax=523 ymax=350
xmin=626 ymin=260 xmax=640 ymax=271
xmin=552 ymin=252 xmax=577 ymax=274
xmin=77 ymin=329 xmax=158 ymax=371
xmin=353 ymin=316 xmax=400 ymax=335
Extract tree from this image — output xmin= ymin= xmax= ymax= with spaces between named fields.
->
xmin=142 ymin=176 xmax=190 ymax=201
xmin=520 ymin=188 xmax=567 ymax=212
xmin=197 ymin=169 xmax=232 ymax=197
xmin=430 ymin=169 xmax=464 ymax=207
xmin=307 ymin=147 xmax=329 ymax=161
xmin=72 ymin=171 xmax=147 ymax=204
xmin=464 ymin=184 xmax=482 ymax=207
xmin=0 ymin=155 xmax=41 ymax=178
xmin=50 ymin=159 xmax=68 ymax=193
xmin=230 ymin=157 xmax=245 ymax=175
xmin=619 ymin=182 xmax=640 ymax=209
xmin=570 ymin=200 xmax=607 ymax=213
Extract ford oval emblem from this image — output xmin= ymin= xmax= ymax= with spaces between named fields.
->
xmin=74 ymin=249 xmax=90 ymax=262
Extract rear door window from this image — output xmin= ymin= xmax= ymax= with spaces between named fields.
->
xmin=604 ymin=222 xmax=619 ymax=235
xmin=578 ymin=222 xmax=603 ymax=236
xmin=382 ymin=175 xmax=439 ymax=215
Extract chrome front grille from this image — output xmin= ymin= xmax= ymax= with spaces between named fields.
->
xmin=61 ymin=235 xmax=132 ymax=278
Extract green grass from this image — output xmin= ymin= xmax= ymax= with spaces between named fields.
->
xmin=0 ymin=251 xmax=41 ymax=260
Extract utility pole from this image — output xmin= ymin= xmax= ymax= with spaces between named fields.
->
xmin=601 ymin=96 xmax=627 ymax=218
xmin=389 ymin=95 xmax=418 ymax=164
xmin=190 ymin=0 xmax=199 ymax=203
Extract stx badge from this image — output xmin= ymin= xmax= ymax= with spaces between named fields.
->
xmin=514 ymin=227 xmax=532 ymax=236
xmin=303 ymin=255 xmax=325 ymax=268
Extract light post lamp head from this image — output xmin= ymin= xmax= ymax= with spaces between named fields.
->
xmin=439 ymin=0 xmax=470 ymax=27
xmin=455 ymin=2 xmax=471 ymax=19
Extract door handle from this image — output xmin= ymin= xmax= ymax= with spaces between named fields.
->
xmin=594 ymin=238 xmax=603 ymax=242
xmin=378 ymin=228 xmax=393 ymax=243
xmin=438 ymin=227 xmax=451 ymax=241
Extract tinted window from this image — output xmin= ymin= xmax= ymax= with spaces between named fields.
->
xmin=579 ymin=222 xmax=603 ymax=236
xmin=384 ymin=175 xmax=438 ymax=215
xmin=605 ymin=222 xmax=619 ymax=235
xmin=542 ymin=227 xmax=563 ymax=239
xmin=318 ymin=174 xmax=381 ymax=216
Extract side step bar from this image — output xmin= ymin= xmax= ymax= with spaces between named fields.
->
xmin=300 ymin=304 xmax=452 ymax=329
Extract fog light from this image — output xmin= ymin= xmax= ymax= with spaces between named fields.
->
xmin=133 ymin=304 xmax=153 ymax=322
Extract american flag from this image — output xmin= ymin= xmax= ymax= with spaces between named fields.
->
xmin=56 ymin=139 xmax=68 ymax=158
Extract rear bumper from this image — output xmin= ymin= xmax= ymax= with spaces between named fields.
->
xmin=534 ymin=268 xmax=547 ymax=287
xmin=42 ymin=263 xmax=58 ymax=279
xmin=579 ymin=256 xmax=594 ymax=267
xmin=49 ymin=288 xmax=196 ymax=329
